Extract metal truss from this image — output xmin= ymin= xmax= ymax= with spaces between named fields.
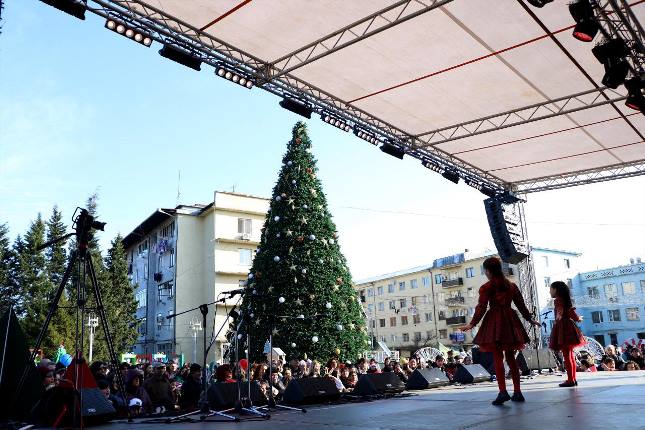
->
xmin=266 ymin=0 xmax=453 ymax=81
xmin=593 ymin=0 xmax=645 ymax=74
xmin=515 ymin=158 xmax=645 ymax=193
xmin=415 ymin=87 xmax=627 ymax=147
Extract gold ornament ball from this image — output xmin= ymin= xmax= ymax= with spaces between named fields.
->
xmin=334 ymin=348 xmax=341 ymax=356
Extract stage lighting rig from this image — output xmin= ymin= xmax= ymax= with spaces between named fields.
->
xmin=353 ymin=127 xmax=380 ymax=145
xmin=380 ymin=141 xmax=405 ymax=160
xmin=526 ymin=0 xmax=553 ymax=7
xmin=465 ymin=178 xmax=497 ymax=198
xmin=421 ymin=159 xmax=444 ymax=173
xmin=279 ymin=97 xmax=312 ymax=119
xmin=215 ymin=64 xmax=254 ymax=89
xmin=441 ymin=169 xmax=460 ymax=184
xmin=625 ymin=76 xmax=645 ymax=112
xmin=322 ymin=113 xmax=351 ymax=132
xmin=592 ymin=38 xmax=629 ymax=88
xmin=41 ymin=0 xmax=86 ymax=20
xmin=159 ymin=44 xmax=202 ymax=71
xmin=105 ymin=19 xmax=152 ymax=47
xmin=569 ymin=0 xmax=599 ymax=42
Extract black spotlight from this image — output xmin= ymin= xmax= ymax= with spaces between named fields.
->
xmin=569 ymin=0 xmax=599 ymax=42
xmin=159 ymin=44 xmax=202 ymax=71
xmin=625 ymin=76 xmax=645 ymax=112
xmin=465 ymin=178 xmax=497 ymax=198
xmin=380 ymin=142 xmax=405 ymax=159
xmin=42 ymin=0 xmax=86 ymax=20
xmin=441 ymin=170 xmax=460 ymax=184
xmin=421 ymin=160 xmax=444 ymax=173
xmin=592 ymin=38 xmax=629 ymax=89
xmin=527 ymin=0 xmax=553 ymax=7
xmin=279 ymin=98 xmax=312 ymax=118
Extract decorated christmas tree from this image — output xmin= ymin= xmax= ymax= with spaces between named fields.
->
xmin=239 ymin=122 xmax=368 ymax=362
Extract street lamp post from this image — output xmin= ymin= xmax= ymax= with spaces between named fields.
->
xmin=87 ymin=315 xmax=99 ymax=362
xmin=189 ymin=318 xmax=203 ymax=363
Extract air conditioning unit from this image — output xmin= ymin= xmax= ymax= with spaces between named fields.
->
xmin=241 ymin=233 xmax=251 ymax=240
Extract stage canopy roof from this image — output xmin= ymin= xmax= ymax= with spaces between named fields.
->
xmin=81 ymin=0 xmax=645 ymax=193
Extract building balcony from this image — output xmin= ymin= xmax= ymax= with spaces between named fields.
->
xmin=445 ymin=296 xmax=465 ymax=306
xmin=446 ymin=316 xmax=467 ymax=326
xmin=442 ymin=278 xmax=463 ymax=288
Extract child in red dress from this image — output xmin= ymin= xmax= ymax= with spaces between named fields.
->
xmin=461 ymin=257 xmax=541 ymax=406
xmin=548 ymin=281 xmax=585 ymax=387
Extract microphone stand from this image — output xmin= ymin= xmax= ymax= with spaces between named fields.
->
xmin=164 ymin=298 xmax=238 ymax=423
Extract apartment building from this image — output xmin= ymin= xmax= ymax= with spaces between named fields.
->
xmin=123 ymin=191 xmax=269 ymax=364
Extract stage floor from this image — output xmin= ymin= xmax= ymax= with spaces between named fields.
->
xmin=108 ymin=371 xmax=645 ymax=430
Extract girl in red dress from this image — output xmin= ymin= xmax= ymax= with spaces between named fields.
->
xmin=548 ymin=281 xmax=585 ymax=387
xmin=461 ymin=257 xmax=541 ymax=406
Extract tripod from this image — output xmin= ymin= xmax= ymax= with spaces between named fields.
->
xmin=13 ymin=207 xmax=131 ymax=427
xmin=165 ymin=300 xmax=238 ymax=423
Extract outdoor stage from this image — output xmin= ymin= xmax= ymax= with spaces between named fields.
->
xmin=108 ymin=371 xmax=645 ymax=430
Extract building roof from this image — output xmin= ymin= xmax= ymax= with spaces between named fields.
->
xmin=531 ymin=246 xmax=582 ymax=257
xmin=122 ymin=208 xmax=176 ymax=249
xmin=355 ymin=264 xmax=432 ymax=286
xmin=215 ymin=191 xmax=270 ymax=201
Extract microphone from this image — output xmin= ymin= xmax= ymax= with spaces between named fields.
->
xmin=225 ymin=288 xmax=247 ymax=296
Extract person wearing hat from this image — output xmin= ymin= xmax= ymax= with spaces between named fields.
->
xmin=143 ymin=362 xmax=174 ymax=412
xmin=179 ymin=363 xmax=202 ymax=410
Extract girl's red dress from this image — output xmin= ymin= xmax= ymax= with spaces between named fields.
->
xmin=548 ymin=298 xmax=586 ymax=350
xmin=471 ymin=280 xmax=532 ymax=352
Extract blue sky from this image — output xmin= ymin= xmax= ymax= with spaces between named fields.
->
xmin=1 ymin=2 xmax=644 ymax=279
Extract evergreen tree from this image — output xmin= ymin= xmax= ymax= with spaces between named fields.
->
xmin=240 ymin=122 xmax=368 ymax=362
xmin=0 ymin=223 xmax=18 ymax=312
xmin=7 ymin=235 xmax=26 ymax=316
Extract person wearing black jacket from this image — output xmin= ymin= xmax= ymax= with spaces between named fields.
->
xmin=179 ymin=363 xmax=202 ymax=410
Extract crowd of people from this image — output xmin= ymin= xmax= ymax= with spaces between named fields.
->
xmin=33 ymin=340 xmax=644 ymax=417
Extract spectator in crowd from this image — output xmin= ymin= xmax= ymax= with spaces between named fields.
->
xmin=179 ymin=363 xmax=203 ymax=410
xmin=119 ymin=362 xmax=130 ymax=383
xmin=310 ymin=361 xmax=323 ymax=378
xmin=603 ymin=345 xmax=625 ymax=370
xmin=343 ymin=369 xmax=359 ymax=391
xmin=579 ymin=358 xmax=597 ymax=372
xmin=447 ymin=350 xmax=455 ymax=364
xmin=269 ymin=372 xmax=287 ymax=399
xmin=599 ymin=357 xmax=616 ymax=371
xmin=445 ymin=363 xmax=458 ymax=382
xmin=168 ymin=361 xmax=180 ymax=380
xmin=393 ymin=362 xmax=408 ymax=383
xmin=625 ymin=347 xmax=645 ymax=369
xmin=624 ymin=361 xmax=641 ymax=371
xmin=326 ymin=358 xmax=339 ymax=375
xmin=252 ymin=363 xmax=268 ymax=381
xmin=294 ymin=360 xmax=308 ymax=378
xmin=367 ymin=359 xmax=381 ymax=374
xmin=433 ymin=356 xmax=446 ymax=372
xmin=90 ymin=361 xmax=109 ymax=382
xmin=282 ymin=368 xmax=293 ymax=387
xmin=382 ymin=357 xmax=393 ymax=372
xmin=407 ymin=358 xmax=418 ymax=375
xmin=216 ymin=364 xmax=236 ymax=383
xmin=463 ymin=355 xmax=473 ymax=365
xmin=143 ymin=363 xmax=174 ymax=412
xmin=122 ymin=369 xmax=152 ymax=415
xmin=356 ymin=358 xmax=368 ymax=374
xmin=169 ymin=378 xmax=181 ymax=408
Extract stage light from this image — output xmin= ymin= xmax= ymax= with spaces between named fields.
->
xmin=322 ymin=113 xmax=351 ymax=132
xmin=215 ymin=64 xmax=254 ymax=89
xmin=465 ymin=178 xmax=497 ymax=198
xmin=105 ymin=19 xmax=153 ymax=47
xmin=592 ymin=38 xmax=629 ymax=88
xmin=441 ymin=170 xmax=460 ymax=184
xmin=42 ymin=0 xmax=86 ymax=20
xmin=353 ymin=127 xmax=380 ymax=145
xmin=279 ymin=98 xmax=313 ymax=118
xmin=526 ymin=0 xmax=553 ymax=7
xmin=159 ymin=44 xmax=202 ymax=71
xmin=569 ymin=0 xmax=599 ymax=42
xmin=625 ymin=77 xmax=645 ymax=112
xmin=421 ymin=160 xmax=444 ymax=173
xmin=380 ymin=142 xmax=405 ymax=160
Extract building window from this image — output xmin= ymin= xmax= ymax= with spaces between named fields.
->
xmin=425 ymin=312 xmax=433 ymax=322
xmin=157 ymin=313 xmax=164 ymax=330
xmin=138 ymin=240 xmax=149 ymax=254
xmin=136 ymin=289 xmax=147 ymax=309
xmin=402 ymin=333 xmax=410 ymax=342
xmin=138 ymin=317 xmax=146 ymax=336
xmin=158 ymin=281 xmax=174 ymax=301
xmin=435 ymin=274 xmax=443 ymax=284
xmin=591 ymin=311 xmax=604 ymax=324
xmin=390 ymin=317 xmax=397 ymax=327
xmin=542 ymin=256 xmax=549 ymax=267
xmin=167 ymin=310 xmax=174 ymax=329
xmin=587 ymin=287 xmax=600 ymax=299
xmin=467 ymin=287 xmax=474 ymax=297
xmin=377 ymin=286 xmax=384 ymax=295
xmin=370 ymin=320 xmax=376 ymax=329
xmin=378 ymin=302 xmax=385 ymax=312
xmin=422 ymin=276 xmax=430 ymax=287
xmin=465 ymin=267 xmax=474 ymax=278
xmin=439 ymin=329 xmax=447 ymax=339
xmin=438 ymin=311 xmax=446 ymax=320
xmin=641 ymin=280 xmax=645 ymax=294
xmin=161 ymin=221 xmax=175 ymax=238
xmin=593 ymin=335 xmax=605 ymax=346
xmin=637 ymin=332 xmax=645 ymax=340
xmin=626 ymin=307 xmax=640 ymax=321
xmin=608 ymin=309 xmax=621 ymax=322
xmin=390 ymin=334 xmax=397 ymax=343
xmin=237 ymin=218 xmax=252 ymax=235
xmin=623 ymin=281 xmax=636 ymax=295
xmin=367 ymin=288 xmax=374 ymax=297
xmin=469 ymin=307 xmax=475 ymax=316
xmin=399 ymin=281 xmax=406 ymax=291
xmin=426 ymin=331 xmax=433 ymax=340
xmin=379 ymin=318 xmax=386 ymax=328
xmin=544 ymin=277 xmax=551 ymax=288
xmin=388 ymin=283 xmax=395 ymax=293
xmin=169 ymin=249 xmax=175 ymax=267
xmin=389 ymin=300 xmax=396 ymax=310
xmin=399 ymin=298 xmax=407 ymax=308
xmin=410 ymin=279 xmax=418 ymax=289
xmin=604 ymin=284 xmax=618 ymax=302
xmin=413 ymin=314 xmax=421 ymax=324
xmin=609 ymin=333 xmax=618 ymax=345
xmin=564 ymin=258 xmax=570 ymax=269
xmin=368 ymin=304 xmax=374 ymax=314
xmin=411 ymin=296 xmax=418 ymax=306
xmin=414 ymin=332 xmax=422 ymax=342
xmin=401 ymin=316 xmax=408 ymax=325
xmin=239 ymin=248 xmax=252 ymax=265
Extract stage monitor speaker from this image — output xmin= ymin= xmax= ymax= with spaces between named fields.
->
xmin=207 ymin=381 xmax=266 ymax=409
xmin=484 ymin=197 xmax=528 ymax=264
xmin=453 ymin=364 xmax=490 ymax=384
xmin=353 ymin=372 xmax=406 ymax=397
xmin=406 ymin=368 xmax=450 ymax=390
xmin=472 ymin=349 xmax=508 ymax=376
xmin=282 ymin=377 xmax=341 ymax=404
xmin=34 ymin=384 xmax=116 ymax=427
xmin=517 ymin=349 xmax=557 ymax=374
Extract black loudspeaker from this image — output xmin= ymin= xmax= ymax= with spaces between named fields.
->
xmin=353 ymin=372 xmax=406 ymax=397
xmin=282 ymin=377 xmax=341 ymax=404
xmin=34 ymin=385 xmax=116 ymax=427
xmin=453 ymin=364 xmax=490 ymax=384
xmin=484 ymin=198 xmax=528 ymax=264
xmin=406 ymin=368 xmax=450 ymax=390
xmin=517 ymin=349 xmax=557 ymax=374
xmin=207 ymin=381 xmax=266 ymax=409
xmin=472 ymin=349 xmax=508 ymax=376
